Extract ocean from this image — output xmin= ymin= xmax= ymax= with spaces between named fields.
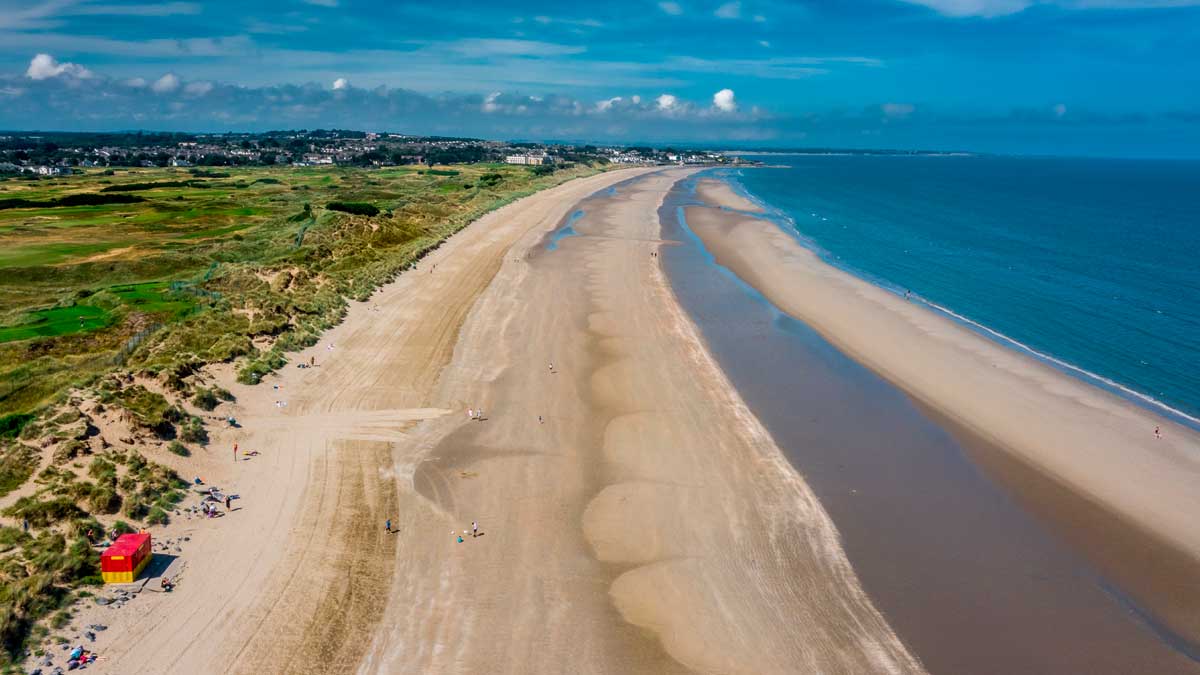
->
xmin=656 ymin=169 xmax=1200 ymax=671
xmin=730 ymin=155 xmax=1200 ymax=426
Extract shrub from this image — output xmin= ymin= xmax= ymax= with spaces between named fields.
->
xmin=123 ymin=497 xmax=148 ymax=520
xmin=179 ymin=416 xmax=207 ymax=445
xmin=192 ymin=388 xmax=219 ymax=411
xmin=87 ymin=456 xmax=117 ymax=482
xmin=0 ymin=193 xmax=145 ymax=210
xmin=2 ymin=496 xmax=86 ymax=528
xmin=85 ymin=486 xmax=121 ymax=514
xmin=0 ymin=443 xmax=39 ymax=498
xmin=326 ymin=201 xmax=379 ymax=216
xmin=145 ymin=506 xmax=169 ymax=526
xmin=112 ymin=385 xmax=180 ymax=437
xmin=167 ymin=440 xmax=190 ymax=457
xmin=237 ymin=350 xmax=287 ymax=384
xmin=0 ymin=414 xmax=34 ymax=439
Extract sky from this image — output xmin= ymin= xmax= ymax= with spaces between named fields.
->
xmin=1 ymin=0 xmax=1199 ymax=157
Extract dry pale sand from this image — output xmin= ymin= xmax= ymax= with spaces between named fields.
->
xmin=360 ymin=168 xmax=919 ymax=674
xmin=694 ymin=177 xmax=763 ymax=212
xmin=684 ymin=200 xmax=1200 ymax=644
xmin=84 ymin=168 xmax=657 ymax=674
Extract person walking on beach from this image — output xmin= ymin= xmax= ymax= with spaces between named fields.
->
xmin=476 ymin=408 xmax=484 ymax=421
xmin=472 ymin=521 xmax=478 ymax=538
xmin=468 ymin=407 xmax=474 ymax=421
xmin=233 ymin=442 xmax=238 ymax=462
xmin=548 ymin=362 xmax=554 ymax=374
xmin=538 ymin=415 xmax=543 ymax=425
xmin=1155 ymin=425 xmax=1163 ymax=439
xmin=225 ymin=495 xmax=232 ymax=511
xmin=385 ymin=519 xmax=392 ymax=534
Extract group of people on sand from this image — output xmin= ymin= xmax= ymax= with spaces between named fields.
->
xmin=452 ymin=521 xmax=480 ymax=544
xmin=466 ymin=407 xmax=486 ymax=421
xmin=199 ymin=486 xmax=234 ymax=517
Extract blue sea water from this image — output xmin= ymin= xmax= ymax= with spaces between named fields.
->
xmin=730 ymin=155 xmax=1200 ymax=425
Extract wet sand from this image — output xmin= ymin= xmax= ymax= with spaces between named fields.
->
xmin=361 ymin=169 xmax=921 ymax=673
xmin=677 ymin=175 xmax=1200 ymax=670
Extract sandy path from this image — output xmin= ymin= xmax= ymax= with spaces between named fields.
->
xmin=683 ymin=200 xmax=1200 ymax=645
xmin=362 ymin=169 xmax=920 ymax=673
xmin=87 ymin=168 xmax=654 ymax=675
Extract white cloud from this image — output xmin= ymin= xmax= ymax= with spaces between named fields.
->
xmin=631 ymin=95 xmax=642 ymax=104
xmin=529 ymin=14 xmax=603 ymax=27
xmin=302 ymin=0 xmax=339 ymax=6
xmin=715 ymin=1 xmax=742 ymax=18
xmin=882 ymin=102 xmax=916 ymax=118
xmin=899 ymin=0 xmax=1031 ymax=15
xmin=656 ymin=93 xmax=678 ymax=110
xmin=713 ymin=88 xmax=737 ymax=112
xmin=444 ymin=38 xmax=586 ymax=58
xmin=482 ymin=91 xmax=501 ymax=113
xmin=25 ymin=53 xmax=92 ymax=80
xmin=1052 ymin=103 xmax=1067 ymax=117
xmin=123 ymin=77 xmax=147 ymax=88
xmin=753 ymin=13 xmax=767 ymax=21
xmin=184 ymin=81 xmax=213 ymax=96
xmin=658 ymin=1 xmax=684 ymax=14
xmin=68 ymin=3 xmax=201 ymax=17
xmin=151 ymin=73 xmax=181 ymax=93
xmin=758 ymin=39 xmax=771 ymax=47
xmin=896 ymin=0 xmax=1200 ymax=17
xmin=596 ymin=96 xmax=622 ymax=111
xmin=332 ymin=77 xmax=348 ymax=90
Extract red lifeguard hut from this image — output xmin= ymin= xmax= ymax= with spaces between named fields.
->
xmin=101 ymin=532 xmax=152 ymax=584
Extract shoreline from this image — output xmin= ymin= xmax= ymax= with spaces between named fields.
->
xmin=722 ymin=168 xmax=1200 ymax=430
xmin=361 ymin=168 xmax=922 ymax=673
xmin=682 ymin=177 xmax=1200 ymax=648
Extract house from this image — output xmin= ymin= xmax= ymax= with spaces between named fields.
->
xmin=505 ymin=154 xmax=553 ymax=166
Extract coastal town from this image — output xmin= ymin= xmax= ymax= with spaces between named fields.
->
xmin=0 ymin=131 xmax=729 ymax=177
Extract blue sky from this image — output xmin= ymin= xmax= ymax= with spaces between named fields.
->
xmin=1 ymin=0 xmax=1199 ymax=157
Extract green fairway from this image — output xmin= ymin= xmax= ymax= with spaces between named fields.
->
xmin=0 ymin=304 xmax=110 ymax=342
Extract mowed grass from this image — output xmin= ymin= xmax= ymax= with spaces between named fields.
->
xmin=0 ymin=305 xmax=110 ymax=342
xmin=0 ymin=162 xmax=602 ymax=414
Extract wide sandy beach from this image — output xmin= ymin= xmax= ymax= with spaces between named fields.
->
xmin=685 ymin=177 xmax=1200 ymax=647
xmin=82 ymin=168 xmax=922 ymax=674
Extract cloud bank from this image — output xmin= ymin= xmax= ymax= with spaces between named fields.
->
xmin=1 ymin=54 xmax=770 ymax=142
